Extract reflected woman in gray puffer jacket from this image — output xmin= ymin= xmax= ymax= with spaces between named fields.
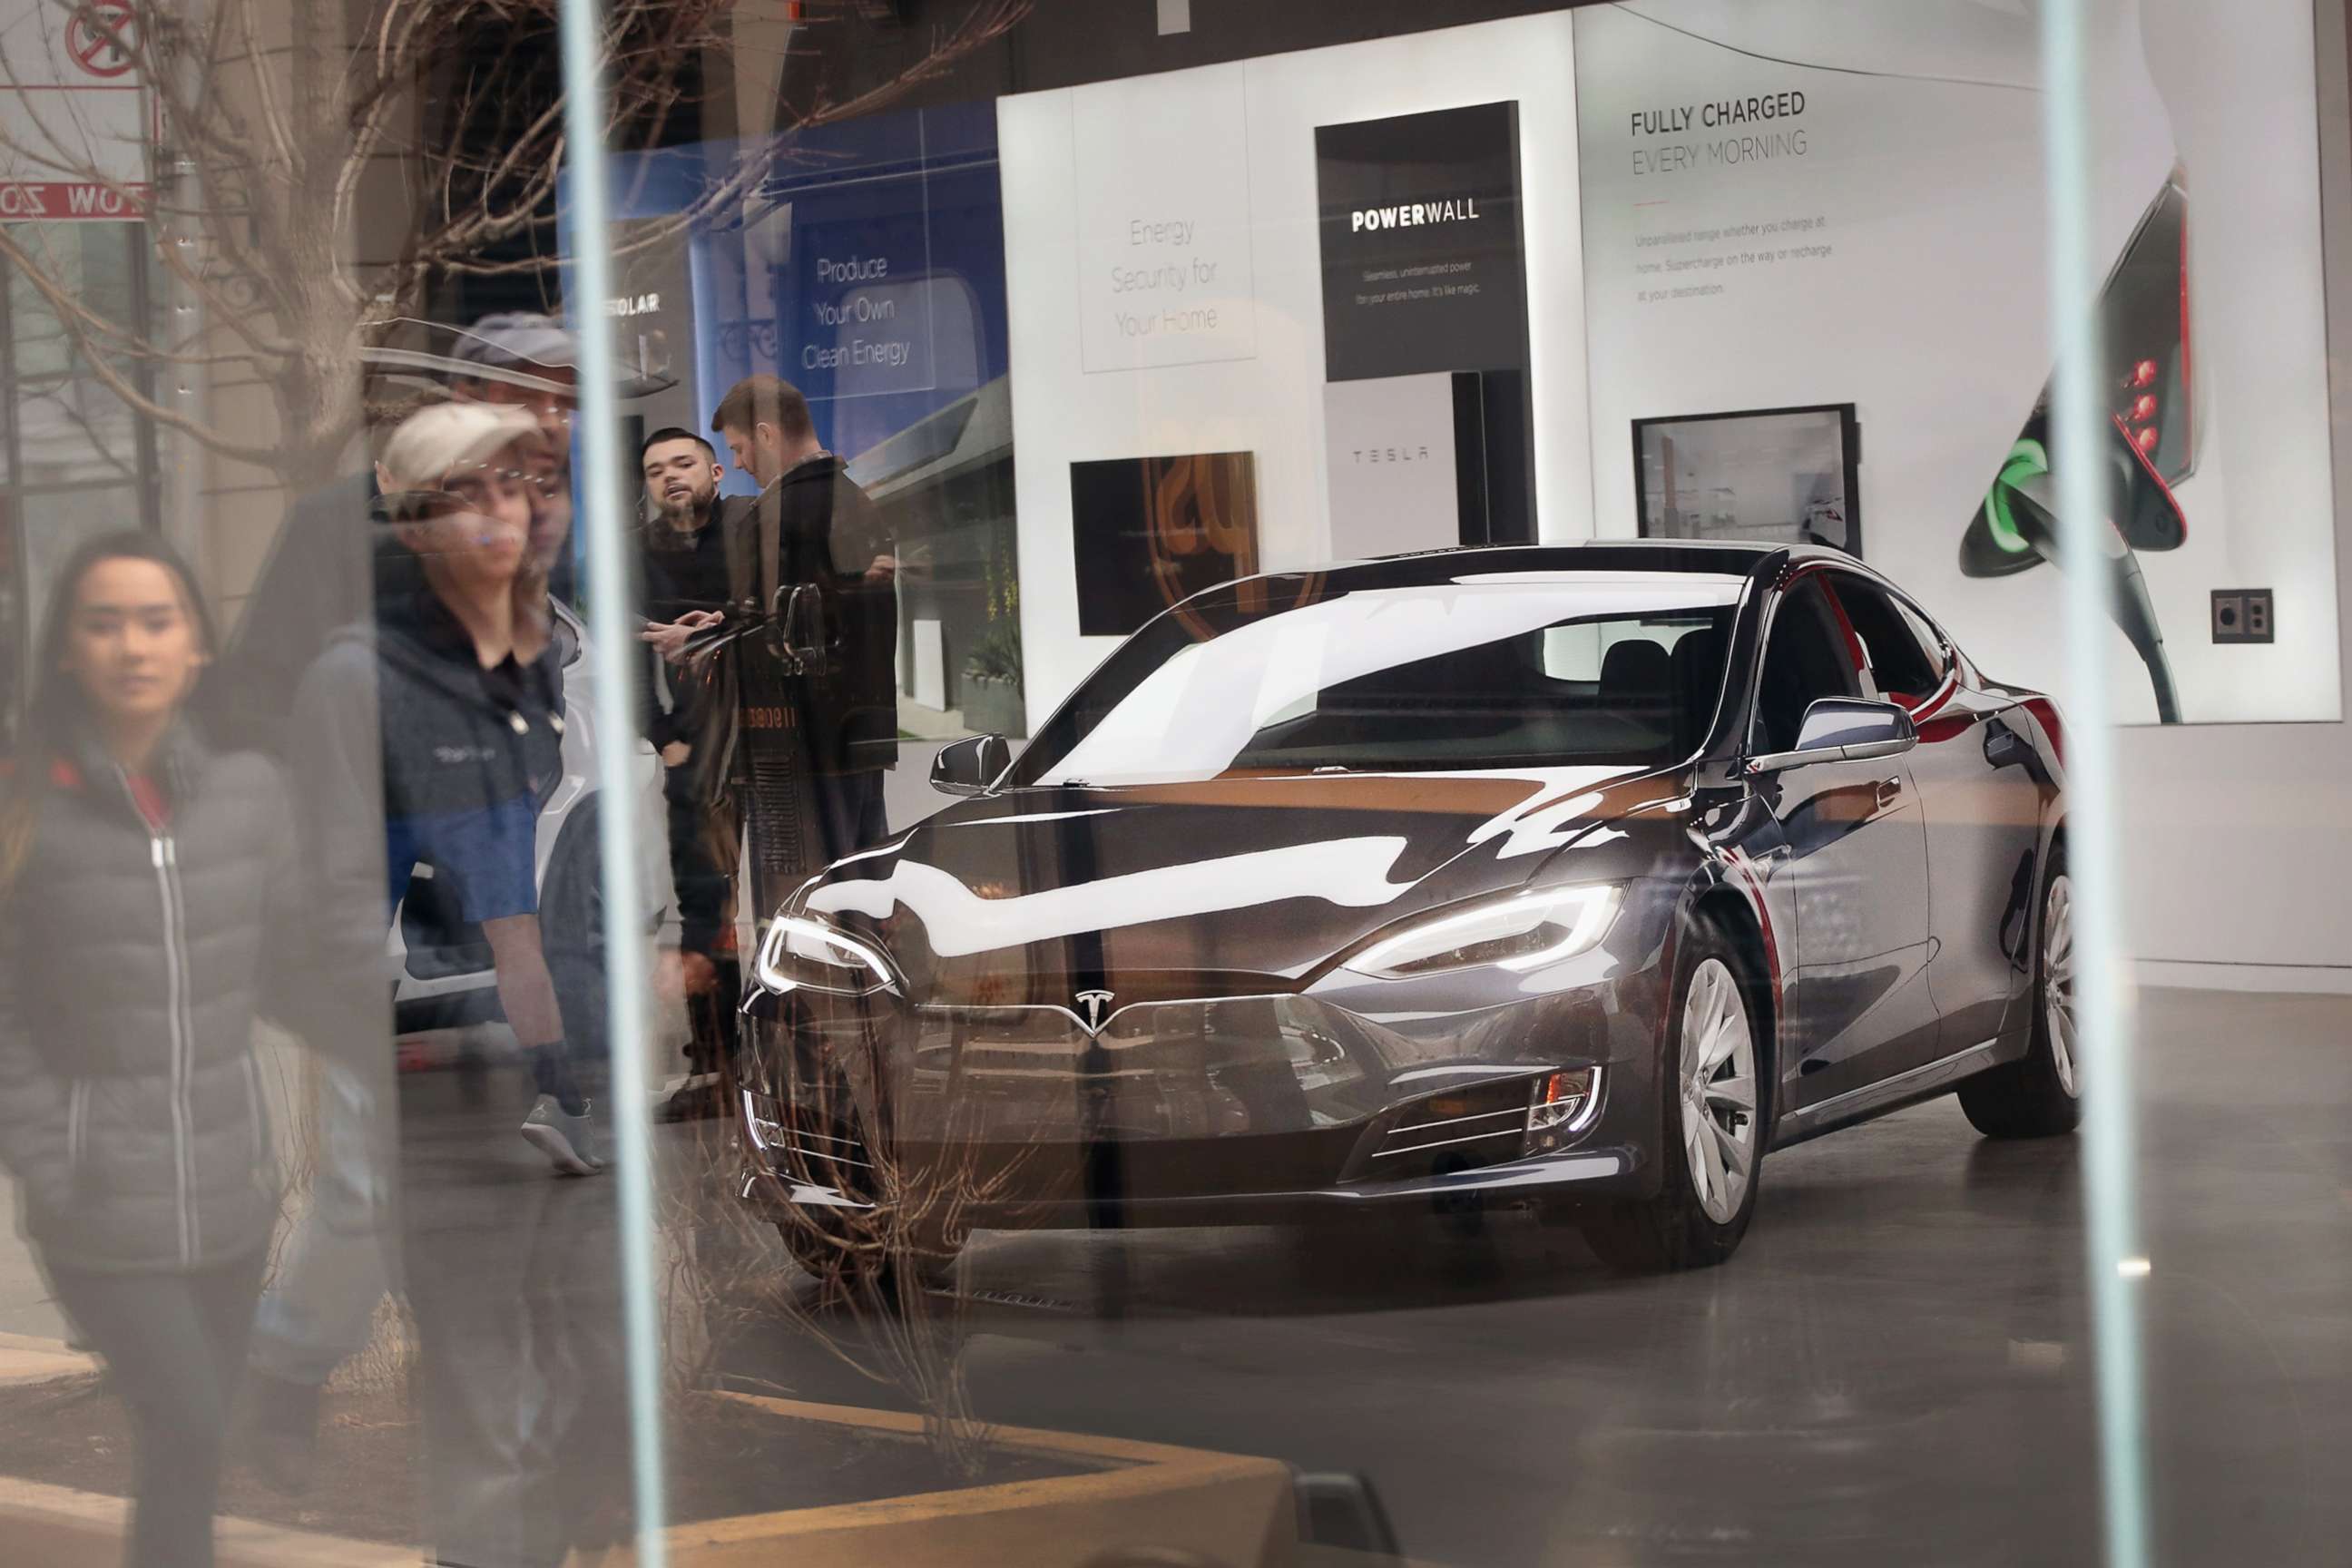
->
xmin=0 ymin=532 xmax=307 ymax=1568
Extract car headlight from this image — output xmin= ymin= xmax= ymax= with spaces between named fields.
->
xmin=753 ymin=914 xmax=900 ymax=998
xmin=1345 ymin=885 xmax=1622 ymax=980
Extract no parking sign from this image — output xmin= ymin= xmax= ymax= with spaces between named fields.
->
xmin=65 ymin=4 xmax=139 ymax=81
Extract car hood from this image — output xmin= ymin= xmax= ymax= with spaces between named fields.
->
xmin=799 ymin=766 xmax=1689 ymax=1004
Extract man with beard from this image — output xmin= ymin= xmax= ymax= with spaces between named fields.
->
xmin=640 ymin=374 xmax=897 ymax=936
xmin=636 ymin=428 xmax=743 ymax=1120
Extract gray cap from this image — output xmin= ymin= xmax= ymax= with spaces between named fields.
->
xmin=452 ymin=312 xmax=577 ymax=377
xmin=360 ymin=312 xmax=677 ymax=400
xmin=377 ymin=402 xmax=547 ymax=493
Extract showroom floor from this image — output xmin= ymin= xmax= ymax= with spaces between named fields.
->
xmin=0 ymin=987 xmax=2340 ymax=1564
xmin=713 ymin=986 xmax=2352 ymax=1566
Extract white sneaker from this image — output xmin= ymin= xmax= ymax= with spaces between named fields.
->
xmin=520 ymin=1095 xmax=604 ymax=1176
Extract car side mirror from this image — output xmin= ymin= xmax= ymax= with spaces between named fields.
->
xmin=930 ymin=733 xmax=1010 ymax=798
xmin=1748 ymin=698 xmax=1917 ymax=774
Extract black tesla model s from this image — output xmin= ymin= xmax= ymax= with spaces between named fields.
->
xmin=738 ymin=543 xmax=2074 ymax=1273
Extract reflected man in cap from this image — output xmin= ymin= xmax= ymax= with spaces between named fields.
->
xmin=276 ymin=397 xmax=630 ymax=1566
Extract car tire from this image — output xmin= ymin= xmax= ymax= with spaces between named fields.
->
xmin=772 ymin=1219 xmax=889 ymax=1298
xmin=1583 ymin=912 xmax=1769 ymax=1273
xmin=1959 ymin=842 xmax=2082 ymax=1140
xmin=773 ymin=1219 xmax=963 ymax=1294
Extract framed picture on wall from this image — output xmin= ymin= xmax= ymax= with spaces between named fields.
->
xmin=1070 ymin=452 xmax=1259 ymax=636
xmin=1633 ymin=404 xmax=1861 ymax=557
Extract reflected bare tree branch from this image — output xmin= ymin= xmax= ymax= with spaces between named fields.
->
xmin=0 ymin=0 xmax=1031 ymax=492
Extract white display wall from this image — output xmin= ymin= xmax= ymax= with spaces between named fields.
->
xmin=1574 ymin=0 xmax=2340 ymax=725
xmin=995 ymin=13 xmax=1591 ymax=730
xmin=983 ymin=0 xmax=2352 ymax=973
xmin=998 ymin=0 xmax=2339 ymax=730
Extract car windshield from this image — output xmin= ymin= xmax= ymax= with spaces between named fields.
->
xmin=1008 ymin=571 xmax=1746 ymax=787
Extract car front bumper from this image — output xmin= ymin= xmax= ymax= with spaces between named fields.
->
xmin=733 ymin=1137 xmax=1643 ymax=1229
xmin=734 ymin=947 xmax=1673 ymax=1228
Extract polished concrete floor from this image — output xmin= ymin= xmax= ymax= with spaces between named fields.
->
xmin=710 ymin=986 xmax=2352 ymax=1566
xmin=1 ymin=986 xmax=2343 ymax=1564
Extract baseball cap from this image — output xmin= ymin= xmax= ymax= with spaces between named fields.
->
xmin=377 ymin=401 xmax=547 ymax=495
xmin=451 ymin=312 xmax=578 ymax=379
xmin=360 ymin=313 xmax=676 ymax=399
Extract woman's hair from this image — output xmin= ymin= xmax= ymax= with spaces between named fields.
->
xmin=0 ymin=531 xmax=216 ymax=891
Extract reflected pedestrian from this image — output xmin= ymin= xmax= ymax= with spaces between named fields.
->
xmin=0 ymin=533 xmax=307 ymax=1568
xmin=640 ymin=375 xmax=898 ymax=927
xmin=299 ymin=400 xmax=600 ymax=1172
xmin=712 ymin=375 xmax=898 ymax=867
xmin=638 ymin=427 xmax=745 ymax=1119
xmin=288 ymin=399 xmax=628 ymax=1565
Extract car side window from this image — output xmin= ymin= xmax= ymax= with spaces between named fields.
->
xmin=1753 ymin=577 xmax=1861 ymax=753
xmin=1828 ymin=575 xmax=1945 ymax=706
xmin=1891 ymin=596 xmax=1953 ymax=685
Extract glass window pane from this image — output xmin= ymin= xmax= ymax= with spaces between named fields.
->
xmin=10 ymin=3 xmax=2347 ymax=1563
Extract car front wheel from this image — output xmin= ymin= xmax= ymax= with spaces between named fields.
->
xmin=1583 ymin=916 xmax=1769 ymax=1272
xmin=773 ymin=1219 xmax=964 ymax=1296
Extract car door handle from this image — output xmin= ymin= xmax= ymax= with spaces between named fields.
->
xmin=1876 ymin=777 xmax=1904 ymax=811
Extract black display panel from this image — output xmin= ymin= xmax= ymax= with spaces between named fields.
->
xmin=1315 ymin=102 xmax=1531 ymax=384
xmin=1070 ymin=451 xmax=1260 ymax=636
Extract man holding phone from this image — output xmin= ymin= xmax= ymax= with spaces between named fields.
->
xmin=636 ymin=428 xmax=745 ymax=1119
xmin=639 ymin=374 xmax=898 ymax=928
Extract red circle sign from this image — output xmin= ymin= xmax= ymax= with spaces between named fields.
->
xmin=67 ymin=5 xmax=137 ymax=80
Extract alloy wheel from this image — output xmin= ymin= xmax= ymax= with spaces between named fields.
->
xmin=2043 ymin=874 xmax=2079 ymax=1098
xmin=1679 ymin=956 xmax=1757 ymax=1225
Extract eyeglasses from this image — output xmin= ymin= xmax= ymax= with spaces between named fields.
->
xmin=407 ymin=465 xmax=566 ymax=515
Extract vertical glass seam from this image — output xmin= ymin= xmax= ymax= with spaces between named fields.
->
xmin=554 ymin=0 xmax=670 ymax=1560
xmin=2041 ymin=5 xmax=2149 ymax=1567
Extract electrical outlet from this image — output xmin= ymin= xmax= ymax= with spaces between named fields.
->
xmin=2212 ymin=588 xmax=2275 ymax=644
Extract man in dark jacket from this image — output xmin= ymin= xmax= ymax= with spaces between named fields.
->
xmin=637 ymin=427 xmax=745 ymax=1118
xmin=707 ymin=375 xmax=897 ymax=913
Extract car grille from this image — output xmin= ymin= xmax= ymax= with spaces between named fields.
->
xmin=1357 ymin=1075 xmax=1535 ymax=1182
xmin=899 ymin=997 xmax=1383 ymax=1144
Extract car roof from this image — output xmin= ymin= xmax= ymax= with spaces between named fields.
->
xmin=1279 ymin=539 xmax=1789 ymax=594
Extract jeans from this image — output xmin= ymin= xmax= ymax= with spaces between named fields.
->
xmin=399 ymin=1065 xmax=631 ymax=1567
xmin=250 ymin=1054 xmax=397 ymax=1387
xmin=46 ymin=1249 xmax=269 ymax=1568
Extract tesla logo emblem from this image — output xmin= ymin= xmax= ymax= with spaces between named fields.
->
xmin=1075 ymin=990 xmax=1115 ymax=1033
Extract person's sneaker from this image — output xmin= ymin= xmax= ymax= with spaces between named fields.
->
xmin=520 ymin=1096 xmax=604 ymax=1176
